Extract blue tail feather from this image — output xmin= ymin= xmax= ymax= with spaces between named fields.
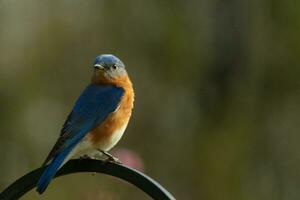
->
xmin=36 ymin=145 xmax=74 ymax=194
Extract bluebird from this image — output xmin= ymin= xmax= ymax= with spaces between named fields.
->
xmin=36 ymin=54 xmax=134 ymax=194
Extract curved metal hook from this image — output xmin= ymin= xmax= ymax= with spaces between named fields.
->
xmin=0 ymin=159 xmax=175 ymax=200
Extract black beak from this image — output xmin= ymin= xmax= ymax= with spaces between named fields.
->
xmin=94 ymin=64 xmax=105 ymax=70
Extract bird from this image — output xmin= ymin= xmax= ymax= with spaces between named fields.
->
xmin=36 ymin=54 xmax=134 ymax=194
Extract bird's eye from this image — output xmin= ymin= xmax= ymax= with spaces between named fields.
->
xmin=112 ymin=64 xmax=117 ymax=70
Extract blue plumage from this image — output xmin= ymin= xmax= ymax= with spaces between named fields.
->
xmin=36 ymin=143 xmax=76 ymax=193
xmin=94 ymin=54 xmax=125 ymax=69
xmin=36 ymin=84 xmax=124 ymax=193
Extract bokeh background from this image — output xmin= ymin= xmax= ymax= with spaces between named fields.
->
xmin=0 ymin=1 xmax=299 ymax=199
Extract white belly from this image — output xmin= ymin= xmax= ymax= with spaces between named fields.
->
xmin=65 ymin=123 xmax=128 ymax=160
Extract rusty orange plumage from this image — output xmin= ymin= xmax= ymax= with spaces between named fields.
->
xmin=88 ymin=72 xmax=134 ymax=148
xmin=67 ymin=55 xmax=135 ymax=158
xmin=36 ymin=54 xmax=134 ymax=194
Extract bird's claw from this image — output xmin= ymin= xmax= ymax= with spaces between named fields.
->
xmin=105 ymin=156 xmax=122 ymax=164
xmin=97 ymin=149 xmax=123 ymax=164
xmin=79 ymin=155 xmax=92 ymax=160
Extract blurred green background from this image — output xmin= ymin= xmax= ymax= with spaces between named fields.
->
xmin=0 ymin=0 xmax=300 ymax=199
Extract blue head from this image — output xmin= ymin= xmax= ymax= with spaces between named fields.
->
xmin=94 ymin=54 xmax=125 ymax=69
xmin=92 ymin=54 xmax=127 ymax=81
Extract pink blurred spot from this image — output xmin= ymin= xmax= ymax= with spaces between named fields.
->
xmin=111 ymin=148 xmax=145 ymax=172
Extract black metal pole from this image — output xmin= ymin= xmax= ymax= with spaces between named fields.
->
xmin=0 ymin=159 xmax=175 ymax=200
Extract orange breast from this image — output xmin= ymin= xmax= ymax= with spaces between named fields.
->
xmin=88 ymin=75 xmax=134 ymax=146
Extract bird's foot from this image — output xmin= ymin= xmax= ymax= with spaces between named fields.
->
xmin=97 ymin=149 xmax=122 ymax=164
xmin=79 ymin=154 xmax=92 ymax=160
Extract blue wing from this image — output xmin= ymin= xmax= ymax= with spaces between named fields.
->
xmin=36 ymin=84 xmax=124 ymax=193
